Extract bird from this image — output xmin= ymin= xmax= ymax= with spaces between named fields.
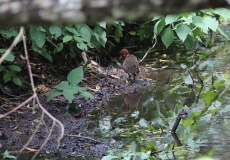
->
xmin=119 ymin=49 xmax=139 ymax=82
xmin=122 ymin=91 xmax=141 ymax=113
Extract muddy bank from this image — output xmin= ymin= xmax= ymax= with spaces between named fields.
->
xmin=0 ymin=63 xmax=173 ymax=159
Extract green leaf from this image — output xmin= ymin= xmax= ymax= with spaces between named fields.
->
xmin=182 ymin=116 xmax=194 ymax=127
xmin=39 ymin=27 xmax=46 ymax=33
xmin=0 ymin=49 xmax=15 ymax=62
xmin=63 ymin=36 xmax=73 ymax=43
xmin=184 ymin=34 xmax=194 ymax=48
xmin=72 ymin=86 xmax=87 ymax=92
xmin=0 ymin=28 xmax=19 ymax=39
xmin=12 ymin=77 xmax=22 ymax=86
xmin=152 ymin=15 xmax=163 ymax=21
xmin=77 ymin=43 xmax=88 ymax=50
xmin=175 ymin=23 xmax=191 ymax=41
xmin=204 ymin=17 xmax=219 ymax=31
xmin=80 ymin=91 xmax=94 ymax=99
xmin=154 ymin=19 xmax=165 ymax=35
xmin=89 ymin=35 xmax=101 ymax=48
xmin=63 ymin=88 xmax=76 ymax=102
xmin=180 ymin=64 xmax=187 ymax=69
xmin=0 ymin=65 xmax=6 ymax=71
xmin=4 ymin=86 xmax=11 ymax=93
xmin=3 ymin=72 xmax=12 ymax=83
xmin=3 ymin=150 xmax=17 ymax=159
xmin=65 ymin=26 xmax=80 ymax=36
xmin=54 ymin=81 xmax=69 ymax=90
xmin=192 ymin=16 xmax=209 ymax=33
xmin=113 ymin=21 xmax=125 ymax=28
xmin=181 ymin=13 xmax=190 ymax=19
xmin=139 ymin=118 xmax=149 ymax=127
xmin=192 ymin=28 xmax=201 ymax=38
xmin=114 ymin=28 xmax=123 ymax=42
xmin=217 ymin=26 xmax=230 ymax=40
xmin=161 ymin=27 xmax=174 ymax=48
xmin=203 ymin=90 xmax=218 ymax=107
xmin=94 ymin=27 xmax=107 ymax=47
xmin=98 ymin=21 xmax=106 ymax=29
xmin=43 ymin=52 xmax=53 ymax=62
xmin=165 ymin=14 xmax=180 ymax=25
xmin=215 ymin=8 xmax=230 ymax=19
xmin=8 ymin=65 xmax=21 ymax=72
xmin=101 ymin=155 xmax=119 ymax=160
xmin=49 ymin=26 xmax=62 ymax=38
xmin=67 ymin=66 xmax=84 ymax=85
xmin=74 ymin=36 xmax=84 ymax=43
xmin=76 ymin=24 xmax=92 ymax=42
xmin=30 ymin=27 xmax=46 ymax=48
xmin=46 ymin=89 xmax=63 ymax=101
xmin=54 ymin=43 xmax=64 ymax=53
xmin=139 ymin=22 xmax=151 ymax=40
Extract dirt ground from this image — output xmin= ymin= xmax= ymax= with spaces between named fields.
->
xmin=0 ymin=62 xmax=157 ymax=159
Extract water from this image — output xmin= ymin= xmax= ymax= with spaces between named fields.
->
xmin=92 ymin=40 xmax=230 ymax=159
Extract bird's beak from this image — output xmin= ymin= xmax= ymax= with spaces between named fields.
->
xmin=119 ymin=55 xmax=122 ymax=59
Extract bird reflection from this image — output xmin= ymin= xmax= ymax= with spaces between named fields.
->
xmin=122 ymin=91 xmax=141 ymax=113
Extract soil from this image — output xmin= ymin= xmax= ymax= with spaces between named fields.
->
xmin=0 ymin=60 xmax=157 ymax=160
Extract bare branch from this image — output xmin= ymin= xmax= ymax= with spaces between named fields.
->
xmin=0 ymin=95 xmax=35 ymax=119
xmin=139 ymin=35 xmax=157 ymax=63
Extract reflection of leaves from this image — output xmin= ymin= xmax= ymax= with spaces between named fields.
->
xmin=101 ymin=155 xmax=119 ymax=160
xmin=139 ymin=118 xmax=149 ymax=128
xmin=203 ymin=91 xmax=218 ymax=107
xmin=182 ymin=115 xmax=195 ymax=127
xmin=220 ymin=105 xmax=230 ymax=113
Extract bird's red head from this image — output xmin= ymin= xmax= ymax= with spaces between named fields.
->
xmin=119 ymin=49 xmax=129 ymax=59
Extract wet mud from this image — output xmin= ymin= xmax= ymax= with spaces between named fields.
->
xmin=0 ymin=63 xmax=170 ymax=159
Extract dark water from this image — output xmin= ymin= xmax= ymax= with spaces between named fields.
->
xmin=90 ymin=39 xmax=230 ymax=159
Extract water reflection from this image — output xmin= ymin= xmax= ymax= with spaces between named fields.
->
xmin=96 ymin=54 xmax=230 ymax=159
xmin=122 ymin=91 xmax=141 ymax=113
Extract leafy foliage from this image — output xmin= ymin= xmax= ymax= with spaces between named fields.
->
xmin=142 ymin=8 xmax=230 ymax=48
xmin=47 ymin=66 xmax=94 ymax=102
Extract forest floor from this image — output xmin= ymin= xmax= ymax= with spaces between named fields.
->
xmin=0 ymin=59 xmax=159 ymax=159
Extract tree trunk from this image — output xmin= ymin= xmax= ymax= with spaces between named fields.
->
xmin=0 ymin=0 xmax=229 ymax=28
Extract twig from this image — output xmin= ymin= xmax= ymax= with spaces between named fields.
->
xmin=22 ymin=29 xmax=64 ymax=149
xmin=20 ymin=112 xmax=45 ymax=153
xmin=139 ymin=34 xmax=157 ymax=63
xmin=32 ymin=121 xmax=56 ymax=160
xmin=0 ymin=27 xmax=24 ymax=64
xmin=35 ymin=96 xmax=64 ymax=147
xmin=0 ymin=27 xmax=65 ymax=159
xmin=0 ymin=95 xmax=35 ymax=119
xmin=66 ymin=134 xmax=101 ymax=143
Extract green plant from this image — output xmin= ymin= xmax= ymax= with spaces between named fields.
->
xmin=135 ymin=8 xmax=230 ymax=49
xmin=47 ymin=66 xmax=93 ymax=102
xmin=2 ymin=150 xmax=16 ymax=159
xmin=29 ymin=23 xmax=108 ymax=62
xmin=0 ymin=49 xmax=22 ymax=87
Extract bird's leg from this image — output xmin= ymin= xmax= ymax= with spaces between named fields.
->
xmin=133 ymin=74 xmax=136 ymax=83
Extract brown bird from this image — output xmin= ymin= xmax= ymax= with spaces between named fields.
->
xmin=119 ymin=49 xmax=139 ymax=82
xmin=122 ymin=91 xmax=141 ymax=113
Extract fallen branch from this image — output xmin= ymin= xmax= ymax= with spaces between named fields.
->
xmin=139 ymin=34 xmax=157 ymax=63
